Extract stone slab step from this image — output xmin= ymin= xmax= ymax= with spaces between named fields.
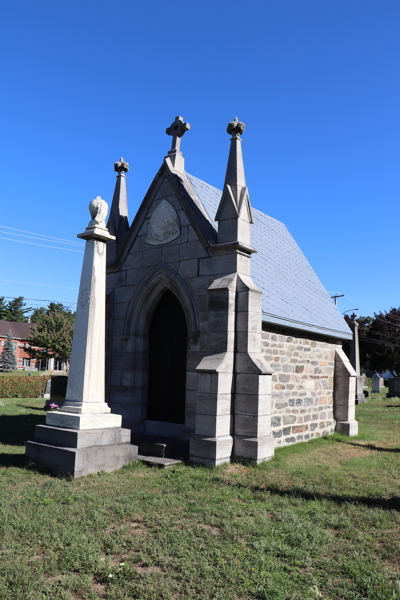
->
xmin=131 ymin=433 xmax=188 ymax=459
xmin=138 ymin=455 xmax=182 ymax=468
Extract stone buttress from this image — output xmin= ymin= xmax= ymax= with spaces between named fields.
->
xmin=189 ymin=119 xmax=274 ymax=465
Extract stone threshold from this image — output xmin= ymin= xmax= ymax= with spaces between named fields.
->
xmin=138 ymin=455 xmax=182 ymax=468
xmin=130 ymin=433 xmax=189 ymax=460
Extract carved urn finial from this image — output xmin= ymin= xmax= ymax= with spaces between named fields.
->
xmin=227 ymin=117 xmax=245 ymax=138
xmin=88 ymin=196 xmax=108 ymax=228
xmin=114 ymin=157 xmax=129 ymax=175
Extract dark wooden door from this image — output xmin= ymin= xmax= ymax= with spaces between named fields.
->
xmin=148 ymin=291 xmax=187 ymax=424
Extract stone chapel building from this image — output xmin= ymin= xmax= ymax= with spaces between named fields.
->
xmin=105 ymin=116 xmax=358 ymax=466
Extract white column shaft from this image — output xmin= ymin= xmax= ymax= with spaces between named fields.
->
xmin=66 ymin=239 xmax=106 ymax=405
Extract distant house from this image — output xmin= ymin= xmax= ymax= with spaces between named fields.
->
xmin=0 ymin=320 xmax=66 ymax=371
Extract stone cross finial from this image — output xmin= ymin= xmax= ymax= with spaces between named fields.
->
xmin=227 ymin=117 xmax=245 ymax=138
xmin=166 ymin=116 xmax=191 ymax=154
xmin=114 ymin=157 xmax=129 ymax=174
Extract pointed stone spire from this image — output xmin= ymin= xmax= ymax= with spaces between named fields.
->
xmin=165 ymin=116 xmax=191 ymax=172
xmin=216 ymin=118 xmax=253 ymax=246
xmin=107 ymin=157 xmax=129 ymax=241
xmin=107 ymin=158 xmax=129 ymax=264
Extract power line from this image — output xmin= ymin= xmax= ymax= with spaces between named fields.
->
xmin=0 ymin=230 xmax=83 ymax=247
xmin=0 ymin=279 xmax=78 ymax=290
xmin=359 ymin=336 xmax=400 ymax=349
xmin=0 ymin=225 xmax=84 ymax=246
xmin=2 ymin=296 xmax=76 ymax=305
xmin=345 ymin=294 xmax=400 ymax=323
xmin=345 ymin=294 xmax=382 ymax=313
xmin=0 ymin=236 xmax=84 ymax=253
xmin=373 ymin=317 xmax=400 ymax=331
xmin=342 ymin=293 xmax=400 ymax=327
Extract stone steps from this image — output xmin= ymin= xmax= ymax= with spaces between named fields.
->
xmin=130 ymin=433 xmax=188 ymax=460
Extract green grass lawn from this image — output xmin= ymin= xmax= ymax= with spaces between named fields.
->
xmin=0 ymin=393 xmax=399 ymax=600
xmin=0 ymin=370 xmax=46 ymax=377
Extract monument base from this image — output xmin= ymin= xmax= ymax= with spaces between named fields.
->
xmin=25 ymin=425 xmax=137 ymax=478
xmin=46 ymin=410 xmax=122 ymax=430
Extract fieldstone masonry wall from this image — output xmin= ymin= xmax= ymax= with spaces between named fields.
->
xmin=261 ymin=330 xmax=341 ymax=446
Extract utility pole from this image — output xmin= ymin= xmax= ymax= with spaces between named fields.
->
xmin=330 ymin=293 xmax=344 ymax=307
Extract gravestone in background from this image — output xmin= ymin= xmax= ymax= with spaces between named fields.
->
xmin=387 ymin=377 xmax=400 ymax=398
xmin=43 ymin=375 xmax=68 ymax=408
xmin=50 ymin=375 xmax=68 ymax=404
xmin=371 ymin=373 xmax=381 ymax=393
xmin=43 ymin=378 xmax=51 ymax=400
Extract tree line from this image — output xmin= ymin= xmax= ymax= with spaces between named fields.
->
xmin=2 ymin=296 xmax=400 ymax=375
xmin=344 ymin=308 xmax=400 ymax=374
xmin=0 ymin=297 xmax=75 ymax=367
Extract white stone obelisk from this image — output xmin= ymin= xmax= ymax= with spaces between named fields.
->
xmin=47 ymin=196 xmax=121 ymax=430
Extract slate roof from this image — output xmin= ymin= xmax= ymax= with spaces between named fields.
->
xmin=0 ymin=320 xmax=34 ymax=340
xmin=185 ymin=173 xmax=351 ymax=340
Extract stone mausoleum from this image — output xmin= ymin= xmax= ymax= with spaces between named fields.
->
xmin=105 ymin=116 xmax=357 ymax=466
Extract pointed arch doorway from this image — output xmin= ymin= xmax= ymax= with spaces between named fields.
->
xmin=147 ymin=290 xmax=188 ymax=427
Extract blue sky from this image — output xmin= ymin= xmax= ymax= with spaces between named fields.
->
xmin=0 ymin=0 xmax=399 ymax=318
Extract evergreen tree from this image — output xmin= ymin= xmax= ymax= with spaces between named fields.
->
xmin=27 ymin=304 xmax=74 ymax=363
xmin=30 ymin=306 xmax=46 ymax=323
xmin=344 ymin=310 xmax=400 ymax=374
xmin=0 ymin=331 xmax=17 ymax=372
xmin=5 ymin=297 xmax=32 ymax=322
xmin=0 ymin=297 xmax=8 ymax=320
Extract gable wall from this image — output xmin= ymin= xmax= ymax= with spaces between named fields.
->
xmin=106 ymin=176 xmax=240 ymax=435
xmin=262 ymin=328 xmax=340 ymax=445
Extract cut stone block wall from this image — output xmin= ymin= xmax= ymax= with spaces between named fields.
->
xmin=261 ymin=330 xmax=341 ymax=446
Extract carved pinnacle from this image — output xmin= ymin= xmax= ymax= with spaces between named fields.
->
xmin=227 ymin=117 xmax=245 ymax=137
xmin=114 ymin=157 xmax=129 ymax=174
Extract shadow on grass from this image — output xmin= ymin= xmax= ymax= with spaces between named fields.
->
xmin=16 ymin=404 xmax=46 ymax=412
xmin=0 ymin=414 xmax=45 ymax=446
xmin=229 ymin=482 xmax=400 ymax=511
xmin=0 ymin=453 xmax=26 ymax=468
xmin=336 ymin=439 xmax=400 ymax=453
